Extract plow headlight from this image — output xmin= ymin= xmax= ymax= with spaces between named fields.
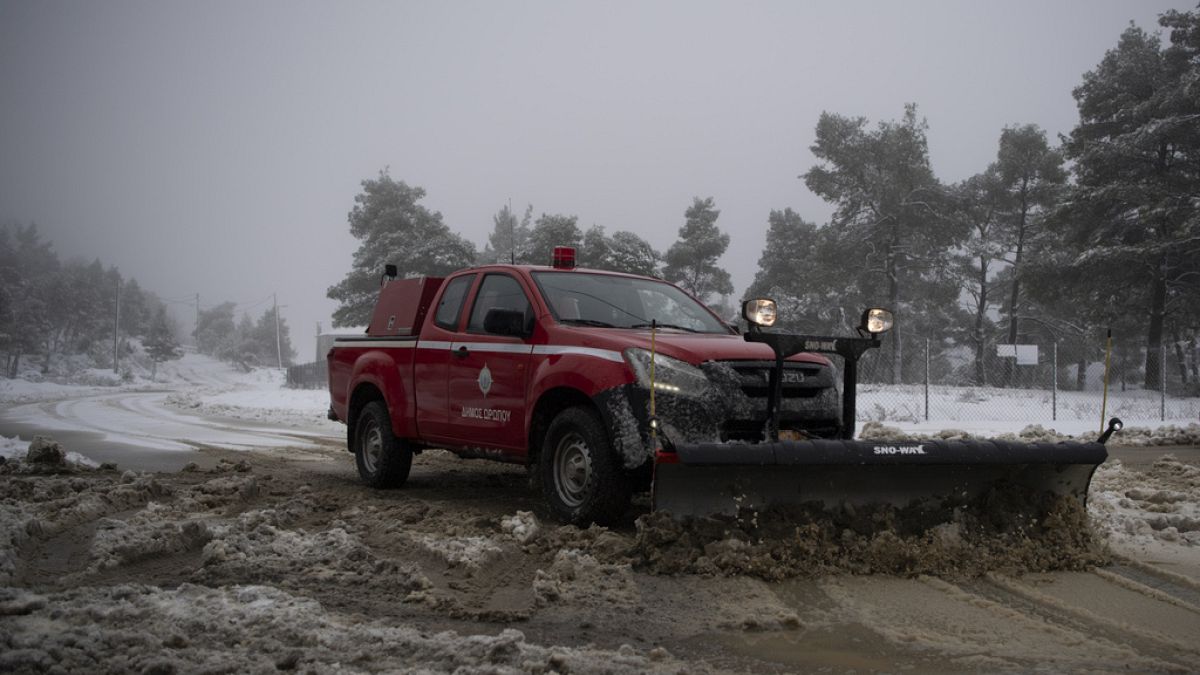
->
xmin=624 ymin=348 xmax=710 ymax=395
xmin=742 ymin=298 xmax=777 ymax=327
xmin=860 ymin=308 xmax=893 ymax=334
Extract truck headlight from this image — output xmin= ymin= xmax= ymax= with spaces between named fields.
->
xmin=742 ymin=298 xmax=777 ymax=327
xmin=860 ymin=308 xmax=893 ymax=334
xmin=624 ymin=348 xmax=710 ymax=395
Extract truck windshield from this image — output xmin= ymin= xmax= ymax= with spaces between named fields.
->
xmin=532 ymin=271 xmax=732 ymax=334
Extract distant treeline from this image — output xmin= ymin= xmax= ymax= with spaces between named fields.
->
xmin=193 ymin=302 xmax=296 ymax=369
xmin=327 ymin=8 xmax=1199 ymax=392
xmin=0 ymin=223 xmax=298 ymax=378
xmin=0 ymin=223 xmax=181 ymax=378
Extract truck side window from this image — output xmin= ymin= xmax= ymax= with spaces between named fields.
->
xmin=467 ymin=274 xmax=532 ymax=334
xmin=433 ymin=274 xmax=475 ymax=331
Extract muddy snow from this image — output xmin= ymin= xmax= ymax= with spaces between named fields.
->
xmin=3 ymin=434 xmax=1200 ymax=672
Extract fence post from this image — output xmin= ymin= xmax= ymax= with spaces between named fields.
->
xmin=924 ymin=338 xmax=930 ymax=422
xmin=1161 ymin=344 xmax=1167 ymax=422
xmin=1052 ymin=342 xmax=1057 ymax=422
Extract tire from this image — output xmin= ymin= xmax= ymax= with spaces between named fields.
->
xmin=540 ymin=406 xmax=632 ymax=526
xmin=353 ymin=401 xmax=413 ymax=488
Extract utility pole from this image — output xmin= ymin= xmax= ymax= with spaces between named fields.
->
xmin=113 ymin=276 xmax=121 ymax=374
xmin=274 ymin=293 xmax=283 ymax=369
xmin=195 ymin=293 xmax=200 ymax=335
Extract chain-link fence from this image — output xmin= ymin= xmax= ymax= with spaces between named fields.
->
xmin=855 ymin=335 xmax=1200 ymax=427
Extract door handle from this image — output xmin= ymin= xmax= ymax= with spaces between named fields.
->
xmin=454 ymin=346 xmax=469 ymax=359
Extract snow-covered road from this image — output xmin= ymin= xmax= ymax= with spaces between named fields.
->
xmin=0 ymin=353 xmax=340 ymax=470
xmin=0 ymin=391 xmax=334 ymax=452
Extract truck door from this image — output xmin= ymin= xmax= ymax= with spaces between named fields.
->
xmin=445 ymin=273 xmax=534 ymax=452
xmin=414 ymin=273 xmax=475 ymax=440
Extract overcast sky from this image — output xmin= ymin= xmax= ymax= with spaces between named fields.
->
xmin=0 ymin=0 xmax=1188 ymax=361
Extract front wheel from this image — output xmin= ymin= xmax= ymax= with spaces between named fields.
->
xmin=540 ymin=406 xmax=631 ymax=526
xmin=353 ymin=401 xmax=413 ymax=488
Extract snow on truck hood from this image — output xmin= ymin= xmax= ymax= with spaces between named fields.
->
xmin=564 ymin=328 xmax=832 ymax=367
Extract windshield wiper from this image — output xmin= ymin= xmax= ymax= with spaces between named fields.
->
xmin=629 ymin=322 xmax=700 ymax=333
xmin=560 ymin=318 xmax=618 ymax=328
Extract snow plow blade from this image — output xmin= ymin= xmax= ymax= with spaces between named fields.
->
xmin=651 ymin=438 xmax=1108 ymax=521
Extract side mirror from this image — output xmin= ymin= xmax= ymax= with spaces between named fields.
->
xmin=484 ymin=308 xmax=529 ymax=338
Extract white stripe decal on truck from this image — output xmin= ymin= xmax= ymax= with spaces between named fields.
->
xmin=348 ymin=340 xmax=624 ymax=363
xmin=332 ymin=340 xmax=416 ymax=349
xmin=532 ymin=345 xmax=624 ymax=362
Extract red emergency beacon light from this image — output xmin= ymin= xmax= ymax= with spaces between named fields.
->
xmin=552 ymin=246 xmax=576 ymax=269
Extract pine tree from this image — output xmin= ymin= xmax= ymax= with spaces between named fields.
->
xmin=802 ymin=105 xmax=954 ymax=384
xmin=663 ymin=197 xmax=733 ymax=305
xmin=606 ymin=231 xmax=660 ymax=276
xmin=994 ymin=125 xmax=1066 ymax=386
xmin=526 ymin=214 xmax=582 ymax=265
xmin=748 ymin=208 xmax=858 ymax=334
xmin=481 ymin=203 xmax=533 ymax=264
xmin=327 ymin=171 xmax=476 ymax=327
xmin=144 ymin=306 xmax=182 ymax=379
xmin=0 ymin=224 xmax=56 ymax=377
xmin=1058 ymin=12 xmax=1200 ymax=390
xmin=949 ymin=168 xmax=1007 ymax=385
xmin=194 ymin=302 xmax=237 ymax=358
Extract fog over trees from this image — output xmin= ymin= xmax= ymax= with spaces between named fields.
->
xmin=323 ymin=6 xmax=1198 ymax=391
xmin=5 ymin=5 xmax=1194 ymax=393
xmin=0 ymin=223 xmax=181 ymax=378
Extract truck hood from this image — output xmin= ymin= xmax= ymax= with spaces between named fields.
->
xmin=579 ymin=329 xmax=832 ymax=367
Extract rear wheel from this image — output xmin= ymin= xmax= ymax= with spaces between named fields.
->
xmin=353 ymin=401 xmax=412 ymax=488
xmin=540 ymin=406 xmax=631 ymax=526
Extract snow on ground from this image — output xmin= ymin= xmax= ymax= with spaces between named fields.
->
xmin=1089 ymin=455 xmax=1200 ymax=553
xmin=0 ymin=435 xmax=97 ymax=467
xmin=5 ymin=347 xmax=1200 ymax=440
xmin=163 ymin=364 xmax=335 ymax=432
xmin=861 ymin=383 xmax=1200 ymax=436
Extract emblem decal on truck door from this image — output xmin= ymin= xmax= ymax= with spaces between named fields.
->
xmin=478 ymin=363 xmax=493 ymax=397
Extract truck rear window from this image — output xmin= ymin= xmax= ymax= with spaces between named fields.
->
xmin=532 ymin=271 xmax=731 ymax=334
xmin=434 ymin=274 xmax=475 ymax=330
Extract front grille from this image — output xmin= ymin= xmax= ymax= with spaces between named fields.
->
xmin=720 ymin=360 xmax=829 ymax=399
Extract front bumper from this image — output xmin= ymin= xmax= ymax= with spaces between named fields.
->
xmin=595 ymin=360 xmax=842 ymax=467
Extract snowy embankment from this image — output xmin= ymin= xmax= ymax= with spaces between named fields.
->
xmin=162 ymin=365 xmax=336 ymax=432
xmin=859 ymin=382 xmax=1199 ymax=437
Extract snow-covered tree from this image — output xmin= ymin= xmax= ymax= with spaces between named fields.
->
xmin=1058 ymin=12 xmax=1200 ymax=390
xmin=144 ymin=306 xmax=182 ymax=378
xmin=327 ymin=171 xmax=476 ymax=327
xmin=480 ymin=203 xmax=533 ymax=264
xmin=802 ymin=105 xmax=955 ymax=383
xmin=194 ymin=302 xmax=237 ymax=358
xmin=0 ymin=224 xmax=55 ymax=376
xmin=994 ymin=125 xmax=1066 ymax=385
xmin=578 ymin=226 xmax=612 ymax=270
xmin=748 ymin=208 xmax=858 ymax=334
xmin=948 ymin=168 xmax=1008 ymax=385
xmin=526 ymin=213 xmax=582 ymax=266
xmin=605 ymin=231 xmax=660 ymax=277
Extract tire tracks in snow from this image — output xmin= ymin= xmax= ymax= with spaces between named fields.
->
xmin=783 ymin=570 xmax=1200 ymax=672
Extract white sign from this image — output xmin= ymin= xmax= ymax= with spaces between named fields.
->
xmin=996 ymin=344 xmax=1039 ymax=365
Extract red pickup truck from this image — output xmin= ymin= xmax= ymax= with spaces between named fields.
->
xmin=327 ymin=249 xmax=841 ymax=525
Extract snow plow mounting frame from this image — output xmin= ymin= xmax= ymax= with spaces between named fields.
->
xmin=744 ymin=330 xmax=881 ymax=441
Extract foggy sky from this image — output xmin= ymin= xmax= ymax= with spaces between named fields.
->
xmin=0 ymin=0 xmax=1187 ymax=361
